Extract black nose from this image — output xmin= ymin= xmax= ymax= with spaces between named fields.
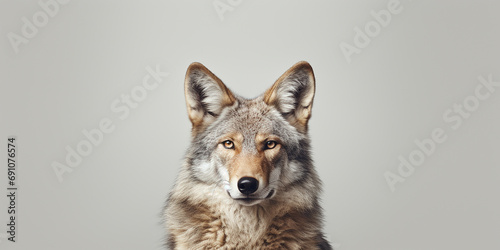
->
xmin=237 ymin=177 xmax=259 ymax=195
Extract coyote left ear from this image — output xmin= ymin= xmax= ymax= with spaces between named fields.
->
xmin=184 ymin=62 xmax=236 ymax=134
xmin=264 ymin=61 xmax=316 ymax=133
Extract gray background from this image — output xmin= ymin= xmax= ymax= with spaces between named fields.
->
xmin=1 ymin=0 xmax=499 ymax=249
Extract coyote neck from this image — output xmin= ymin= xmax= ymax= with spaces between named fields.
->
xmin=166 ymin=181 xmax=321 ymax=249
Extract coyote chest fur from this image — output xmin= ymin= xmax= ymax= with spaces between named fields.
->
xmin=164 ymin=61 xmax=332 ymax=249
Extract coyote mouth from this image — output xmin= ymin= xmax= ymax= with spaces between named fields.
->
xmin=227 ymin=189 xmax=275 ymax=202
xmin=265 ymin=189 xmax=274 ymax=198
xmin=237 ymin=198 xmax=261 ymax=203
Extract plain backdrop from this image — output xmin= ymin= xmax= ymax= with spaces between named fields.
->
xmin=1 ymin=0 xmax=499 ymax=249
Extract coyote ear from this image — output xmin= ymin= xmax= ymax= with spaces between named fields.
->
xmin=184 ymin=62 xmax=236 ymax=131
xmin=264 ymin=61 xmax=316 ymax=133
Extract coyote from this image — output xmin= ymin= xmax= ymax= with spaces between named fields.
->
xmin=164 ymin=61 xmax=332 ymax=249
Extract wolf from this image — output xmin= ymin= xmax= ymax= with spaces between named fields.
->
xmin=164 ymin=61 xmax=332 ymax=249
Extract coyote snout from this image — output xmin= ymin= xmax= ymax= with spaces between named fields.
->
xmin=219 ymin=133 xmax=282 ymax=206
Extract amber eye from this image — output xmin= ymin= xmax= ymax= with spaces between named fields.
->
xmin=222 ymin=140 xmax=235 ymax=149
xmin=265 ymin=140 xmax=277 ymax=150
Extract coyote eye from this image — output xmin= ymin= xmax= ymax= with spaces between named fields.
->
xmin=265 ymin=140 xmax=277 ymax=150
xmin=222 ymin=140 xmax=235 ymax=149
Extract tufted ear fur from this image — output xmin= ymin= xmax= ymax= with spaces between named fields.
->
xmin=184 ymin=62 xmax=236 ymax=135
xmin=263 ymin=61 xmax=316 ymax=133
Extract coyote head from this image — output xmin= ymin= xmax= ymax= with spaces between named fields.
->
xmin=184 ymin=61 xmax=316 ymax=206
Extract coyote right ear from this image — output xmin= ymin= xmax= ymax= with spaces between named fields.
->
xmin=184 ymin=62 xmax=236 ymax=133
xmin=263 ymin=61 xmax=316 ymax=133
